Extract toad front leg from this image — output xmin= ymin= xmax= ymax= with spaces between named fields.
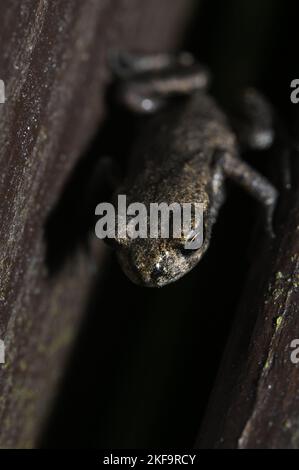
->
xmin=219 ymin=152 xmax=278 ymax=236
xmin=222 ymin=88 xmax=279 ymax=235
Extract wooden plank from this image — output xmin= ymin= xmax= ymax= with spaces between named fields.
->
xmin=0 ymin=0 xmax=193 ymax=448
xmin=197 ymin=154 xmax=299 ymax=448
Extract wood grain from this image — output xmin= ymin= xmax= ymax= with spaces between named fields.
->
xmin=0 ymin=0 xmax=193 ymax=448
xmin=197 ymin=154 xmax=299 ymax=448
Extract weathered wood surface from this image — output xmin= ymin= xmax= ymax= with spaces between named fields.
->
xmin=197 ymin=155 xmax=299 ymax=448
xmin=0 ymin=0 xmax=193 ymax=448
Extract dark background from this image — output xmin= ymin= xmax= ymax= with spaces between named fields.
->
xmin=40 ymin=0 xmax=298 ymax=448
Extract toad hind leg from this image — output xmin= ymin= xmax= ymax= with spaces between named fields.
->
xmin=221 ymin=152 xmax=278 ymax=237
xmin=232 ymin=88 xmax=292 ymax=190
xmin=111 ymin=51 xmax=210 ymax=114
xmin=230 ymin=88 xmax=275 ymax=151
xmin=109 ymin=50 xmax=196 ymax=78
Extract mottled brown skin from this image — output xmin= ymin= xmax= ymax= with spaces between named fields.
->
xmin=110 ymin=52 xmax=278 ymax=287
